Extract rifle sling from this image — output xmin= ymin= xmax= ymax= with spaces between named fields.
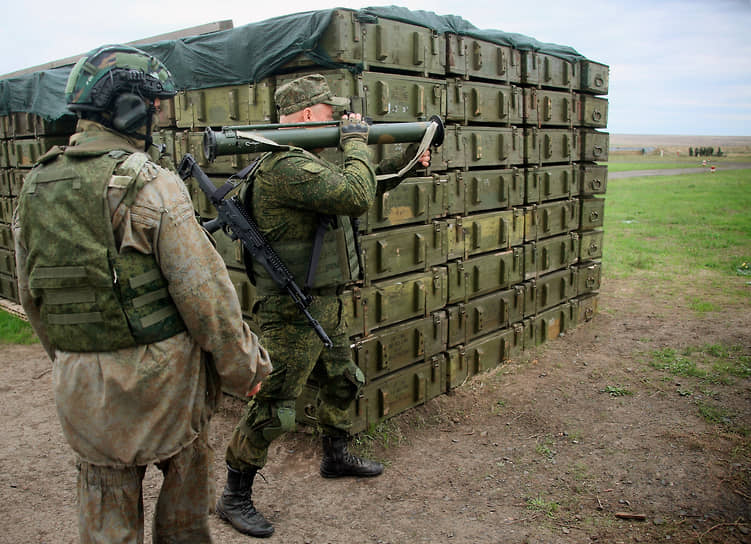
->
xmin=234 ymin=159 xmax=262 ymax=180
xmin=213 ymin=158 xmax=263 ymax=205
xmin=214 ymin=181 xmax=237 ymax=202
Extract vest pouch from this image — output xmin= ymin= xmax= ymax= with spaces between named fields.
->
xmin=252 ymin=223 xmax=357 ymax=294
xmin=28 ymin=250 xmax=137 ymax=352
xmin=315 ymin=224 xmax=358 ymax=287
xmin=114 ymin=250 xmax=186 ymax=345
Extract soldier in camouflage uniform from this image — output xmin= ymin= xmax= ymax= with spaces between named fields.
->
xmin=13 ymin=45 xmax=271 ymax=544
xmin=217 ymin=74 xmax=430 ymax=538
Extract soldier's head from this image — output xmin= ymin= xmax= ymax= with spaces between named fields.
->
xmin=275 ymin=74 xmax=349 ymax=123
xmin=65 ymin=45 xmax=177 ymax=149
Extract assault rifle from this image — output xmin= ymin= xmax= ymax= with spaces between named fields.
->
xmin=178 ymin=153 xmax=333 ymax=348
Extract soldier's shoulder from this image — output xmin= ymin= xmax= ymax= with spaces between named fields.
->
xmin=113 ymin=151 xmax=176 ymax=184
xmin=264 ymin=148 xmax=330 ymax=175
xmin=36 ymin=145 xmax=66 ymax=165
xmin=264 ymin=147 xmax=309 ymax=163
xmin=23 ymin=147 xmax=66 ymax=186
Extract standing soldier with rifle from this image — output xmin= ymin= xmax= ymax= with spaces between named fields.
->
xmin=215 ymin=74 xmax=431 ymax=537
xmin=13 ymin=45 xmax=271 ymax=543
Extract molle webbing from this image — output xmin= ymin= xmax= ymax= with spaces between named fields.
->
xmin=114 ymin=254 xmax=185 ymax=344
xmin=250 ymin=217 xmax=359 ymax=293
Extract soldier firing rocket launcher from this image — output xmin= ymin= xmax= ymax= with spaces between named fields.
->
xmin=179 ymin=116 xmax=445 ymax=347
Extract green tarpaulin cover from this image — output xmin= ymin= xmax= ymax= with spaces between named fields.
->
xmin=0 ymin=6 xmax=585 ymax=121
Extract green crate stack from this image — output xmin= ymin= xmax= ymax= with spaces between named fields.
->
xmin=0 ymin=8 xmax=608 ymax=433
xmin=0 ymin=117 xmax=13 ymax=301
xmin=266 ymin=10 xmax=609 ymax=431
xmin=147 ymin=8 xmax=609 ymax=432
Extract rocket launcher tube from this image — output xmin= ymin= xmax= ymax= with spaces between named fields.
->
xmin=203 ymin=115 xmax=445 ymax=162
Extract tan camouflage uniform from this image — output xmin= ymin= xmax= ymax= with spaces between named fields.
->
xmin=14 ymin=120 xmax=271 ymax=544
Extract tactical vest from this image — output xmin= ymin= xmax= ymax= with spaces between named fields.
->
xmin=241 ymin=150 xmax=360 ymax=294
xmin=17 ymin=147 xmax=186 ymax=352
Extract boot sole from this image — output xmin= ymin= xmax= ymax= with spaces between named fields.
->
xmin=216 ymin=504 xmax=275 ymax=538
xmin=320 ymin=469 xmax=384 ymax=478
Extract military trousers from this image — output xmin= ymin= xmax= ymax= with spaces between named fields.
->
xmin=77 ymin=427 xmax=213 ymax=544
xmin=226 ymin=294 xmax=364 ymax=471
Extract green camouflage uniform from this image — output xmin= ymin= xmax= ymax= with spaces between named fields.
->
xmin=14 ymin=120 xmax=271 ymax=543
xmin=225 ymin=128 xmax=421 ymax=470
xmin=225 ymin=133 xmax=373 ymax=470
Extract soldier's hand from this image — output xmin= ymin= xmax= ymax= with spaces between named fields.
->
xmin=417 ymin=149 xmax=431 ymax=167
xmin=339 ymin=112 xmax=369 ymax=145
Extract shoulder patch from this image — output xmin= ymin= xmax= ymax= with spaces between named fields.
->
xmin=301 ymin=162 xmax=326 ymax=174
xmin=139 ymin=162 xmax=160 ymax=182
xmin=117 ymin=152 xmax=150 ymax=175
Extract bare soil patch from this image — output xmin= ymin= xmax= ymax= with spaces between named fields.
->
xmin=1 ymin=275 xmax=749 ymax=544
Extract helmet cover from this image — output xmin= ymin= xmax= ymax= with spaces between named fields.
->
xmin=65 ymin=45 xmax=177 ymax=113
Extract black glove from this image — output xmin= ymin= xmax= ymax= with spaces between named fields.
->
xmin=339 ymin=117 xmax=369 ymax=146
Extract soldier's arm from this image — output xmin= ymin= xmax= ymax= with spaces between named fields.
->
xmin=270 ymin=139 xmax=378 ymax=216
xmin=375 ymin=143 xmax=431 ymax=193
xmin=114 ymin=165 xmax=271 ymax=397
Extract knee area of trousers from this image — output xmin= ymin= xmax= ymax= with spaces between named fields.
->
xmin=340 ymin=366 xmax=366 ymax=397
xmin=324 ymin=366 xmax=365 ymax=410
xmin=260 ymin=402 xmax=297 ymax=442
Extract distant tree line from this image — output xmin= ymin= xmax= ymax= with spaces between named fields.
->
xmin=689 ymin=147 xmax=723 ymax=157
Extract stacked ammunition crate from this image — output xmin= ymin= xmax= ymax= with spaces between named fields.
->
xmin=162 ymin=10 xmax=609 ymax=432
xmin=0 ymin=113 xmax=75 ymax=303
xmin=0 ymin=8 xmax=608 ymax=433
xmin=291 ymin=12 xmax=608 ymax=431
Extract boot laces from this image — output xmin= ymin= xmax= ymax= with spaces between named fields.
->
xmin=344 ymin=451 xmax=367 ymax=466
xmin=238 ymin=500 xmax=260 ymax=518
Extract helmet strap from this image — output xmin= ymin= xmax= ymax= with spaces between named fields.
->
xmin=143 ymin=103 xmax=155 ymax=151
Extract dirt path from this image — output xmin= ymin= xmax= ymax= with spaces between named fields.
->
xmin=609 ymin=162 xmax=751 ymax=179
xmin=1 ymin=276 xmax=749 ymax=544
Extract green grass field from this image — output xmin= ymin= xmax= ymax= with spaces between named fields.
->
xmin=603 ymin=168 xmax=751 ymax=306
xmin=608 ymin=152 xmax=751 ymax=172
xmin=608 ymin=161 xmax=703 ymax=173
xmin=0 ymin=309 xmax=38 ymax=345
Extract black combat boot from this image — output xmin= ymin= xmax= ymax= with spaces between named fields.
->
xmin=320 ymin=435 xmax=384 ymax=478
xmin=215 ymin=464 xmax=274 ymax=538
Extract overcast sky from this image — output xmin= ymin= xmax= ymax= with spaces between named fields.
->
xmin=2 ymin=0 xmax=750 ymax=135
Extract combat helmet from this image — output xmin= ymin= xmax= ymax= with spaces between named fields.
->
xmin=65 ymin=45 xmax=177 ymax=146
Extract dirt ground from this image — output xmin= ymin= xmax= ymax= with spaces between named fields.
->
xmin=1 ymin=273 xmax=749 ymax=544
